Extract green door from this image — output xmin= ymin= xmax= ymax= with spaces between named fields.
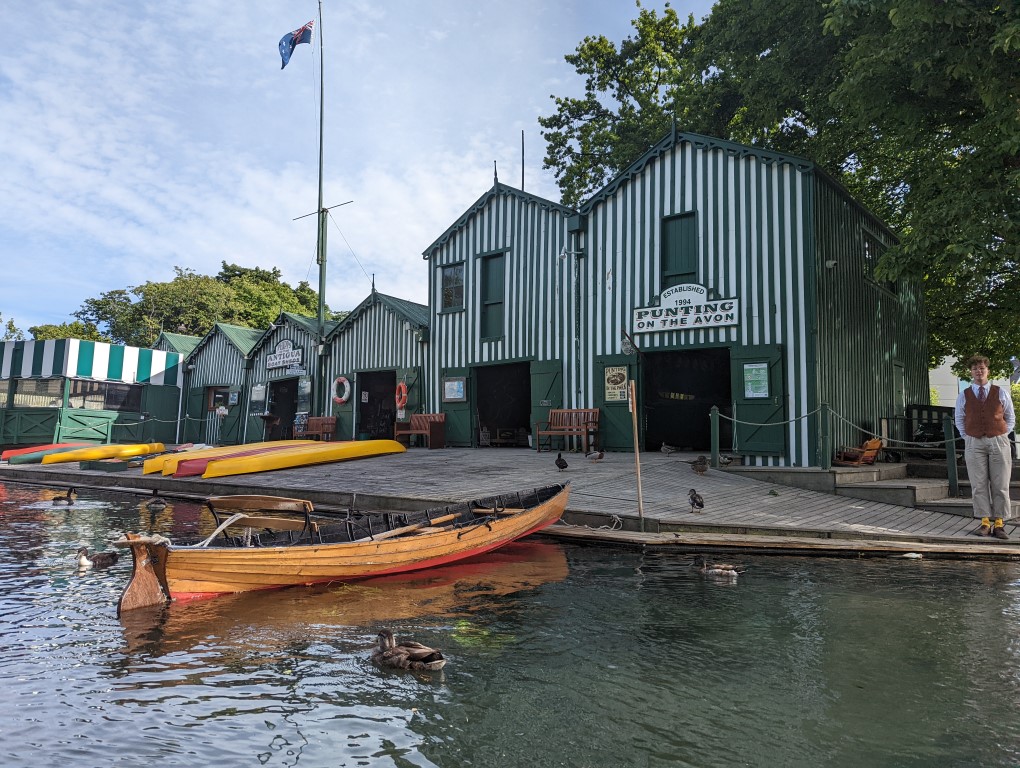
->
xmin=594 ymin=355 xmax=638 ymax=451
xmin=397 ymin=366 xmax=424 ymax=413
xmin=441 ymin=367 xmax=472 ymax=447
xmin=529 ymin=359 xmax=562 ymax=439
xmin=330 ymin=372 xmax=356 ymax=440
xmin=184 ymin=388 xmax=205 ymax=443
xmin=729 ymin=345 xmax=786 ymax=455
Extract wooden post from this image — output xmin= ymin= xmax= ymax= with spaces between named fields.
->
xmin=820 ymin=403 xmax=832 ymax=471
xmin=944 ymin=414 xmax=959 ymax=497
xmin=629 ymin=380 xmax=645 ymax=532
xmin=710 ymin=406 xmax=720 ymax=468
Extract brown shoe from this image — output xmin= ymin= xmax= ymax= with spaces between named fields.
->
xmin=993 ymin=526 xmax=1010 ymax=540
xmin=974 ymin=523 xmax=992 ymax=536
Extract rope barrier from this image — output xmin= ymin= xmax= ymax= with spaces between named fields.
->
xmin=716 ymin=406 xmax=823 ymax=427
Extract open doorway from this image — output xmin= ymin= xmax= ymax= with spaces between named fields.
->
xmin=475 ymin=362 xmax=531 ymax=447
xmin=642 ymin=348 xmax=733 ymax=451
xmin=356 ymin=370 xmax=397 ymax=439
xmin=267 ymin=378 xmax=298 ymax=440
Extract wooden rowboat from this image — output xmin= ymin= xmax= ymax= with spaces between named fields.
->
xmin=114 ymin=483 xmax=569 ymax=614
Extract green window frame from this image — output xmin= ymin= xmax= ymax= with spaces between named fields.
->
xmin=441 ymin=262 xmax=465 ymax=311
xmin=12 ymin=378 xmax=63 ymax=408
xmin=661 ymin=212 xmax=698 ymax=289
xmin=480 ymin=252 xmax=505 ymax=340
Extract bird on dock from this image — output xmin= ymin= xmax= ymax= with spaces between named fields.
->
xmin=688 ymin=489 xmax=704 ymax=513
xmin=586 ymin=450 xmax=605 ymax=462
xmin=52 ymin=488 xmax=76 ymax=506
xmin=146 ymin=490 xmax=167 ymax=511
xmin=689 ymin=456 xmax=709 ymax=475
xmin=767 ymin=488 xmax=780 ymax=497
xmin=372 ymin=629 xmax=446 ymax=671
xmin=718 ymin=455 xmax=733 ymax=467
xmin=694 ymin=555 xmax=744 ymax=577
xmin=555 ymin=453 xmax=568 ymax=471
xmin=661 ymin=442 xmax=680 ymax=455
xmin=76 ymin=547 xmax=119 ymax=569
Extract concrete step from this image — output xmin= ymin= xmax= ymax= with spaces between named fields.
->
xmin=916 ymin=498 xmax=1020 ymax=518
xmin=957 ymin=482 xmax=1020 ymax=500
xmin=835 ymin=478 xmax=950 ymax=507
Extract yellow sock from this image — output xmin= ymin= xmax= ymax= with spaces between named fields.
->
xmin=994 ymin=518 xmax=1005 ymax=528
xmin=982 ymin=517 xmax=991 ymax=526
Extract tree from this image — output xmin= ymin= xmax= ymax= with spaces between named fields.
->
xmin=1 ymin=314 xmax=25 ymax=341
xmin=540 ymin=0 xmax=1020 ymax=373
xmin=29 ymin=321 xmax=108 ymax=342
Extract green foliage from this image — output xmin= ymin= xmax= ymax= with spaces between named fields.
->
xmin=29 ymin=321 xmax=108 ymax=342
xmin=541 ymin=0 xmax=1020 ymax=363
xmin=929 ymin=386 xmax=939 ymax=407
xmin=2 ymin=315 xmax=25 ymax=341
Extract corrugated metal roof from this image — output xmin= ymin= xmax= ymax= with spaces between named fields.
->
xmin=327 ymin=291 xmax=429 ymax=340
xmin=215 ymin=323 xmax=264 ymax=355
xmin=422 ymin=182 xmax=576 ymax=259
xmin=154 ymin=331 xmax=202 ymax=357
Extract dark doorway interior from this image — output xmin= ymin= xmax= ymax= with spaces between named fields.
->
xmin=642 ymin=348 xmax=733 ymax=451
xmin=475 ymin=362 xmax=531 ymax=447
xmin=357 ymin=370 xmax=397 ymax=440
xmin=267 ymin=378 xmax=298 ymax=440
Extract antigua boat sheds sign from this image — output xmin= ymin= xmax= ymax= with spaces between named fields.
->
xmin=267 ymin=339 xmax=303 ymax=369
xmin=632 ymin=284 xmax=740 ymax=333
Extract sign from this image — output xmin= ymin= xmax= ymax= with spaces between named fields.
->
xmin=743 ymin=362 xmax=770 ymax=399
xmin=633 ymin=283 xmax=739 ymax=333
xmin=443 ymin=376 xmax=466 ymax=403
xmin=267 ymin=339 xmax=303 ymax=369
xmin=604 ymin=366 xmax=628 ymax=402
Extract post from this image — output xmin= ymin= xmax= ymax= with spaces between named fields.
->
xmin=944 ymin=414 xmax=959 ymax=497
xmin=710 ymin=406 xmax=720 ymax=468
xmin=820 ymin=403 xmax=831 ymax=471
xmin=629 ymin=380 xmax=645 ymax=532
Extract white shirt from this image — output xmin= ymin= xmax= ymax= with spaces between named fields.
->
xmin=954 ymin=383 xmax=1016 ymax=435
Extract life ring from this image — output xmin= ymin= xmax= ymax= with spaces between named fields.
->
xmin=333 ymin=376 xmax=351 ymax=405
xmin=395 ymin=381 xmax=408 ymax=409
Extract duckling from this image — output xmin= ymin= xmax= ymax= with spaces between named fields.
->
xmin=76 ymin=547 xmax=119 ymax=569
xmin=555 ymin=453 xmax=568 ymax=471
xmin=146 ymin=490 xmax=167 ymax=511
xmin=689 ymin=456 xmax=709 ymax=475
xmin=372 ymin=629 xmax=446 ymax=671
xmin=688 ymin=488 xmax=704 ymax=513
xmin=52 ymin=487 xmax=76 ymax=506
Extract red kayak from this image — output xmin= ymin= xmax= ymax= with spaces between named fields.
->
xmin=2 ymin=442 xmax=91 ymax=461
xmin=173 ymin=443 xmax=320 ymax=477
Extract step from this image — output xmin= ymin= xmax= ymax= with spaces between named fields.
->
xmin=957 ymin=482 xmax=1020 ymax=501
xmin=916 ymin=498 xmax=1020 ymax=518
xmin=835 ymin=478 xmax=950 ymax=507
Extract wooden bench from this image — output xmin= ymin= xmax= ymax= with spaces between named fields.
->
xmin=295 ymin=416 xmax=336 ymax=441
xmin=394 ymin=412 xmax=446 ymax=449
xmin=535 ymin=408 xmax=600 ymax=453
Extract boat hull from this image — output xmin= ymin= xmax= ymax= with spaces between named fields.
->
xmin=201 ymin=439 xmax=406 ymax=478
xmin=41 ymin=442 xmax=166 ymax=464
xmin=7 ymin=444 xmax=95 ymax=465
xmin=1 ymin=442 xmax=91 ymax=461
xmin=145 ymin=440 xmax=316 ymax=475
xmin=116 ymin=484 xmax=569 ymax=610
xmin=173 ymin=442 xmax=324 ymax=477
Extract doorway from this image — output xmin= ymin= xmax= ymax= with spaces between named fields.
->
xmin=267 ymin=378 xmax=298 ymax=440
xmin=357 ymin=370 xmax=397 ymax=439
xmin=642 ymin=348 xmax=732 ymax=451
xmin=476 ymin=362 xmax=531 ymax=447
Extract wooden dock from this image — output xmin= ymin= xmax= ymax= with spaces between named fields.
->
xmin=3 ymin=446 xmax=1017 ymax=559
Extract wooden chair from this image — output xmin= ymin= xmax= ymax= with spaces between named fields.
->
xmin=833 ymin=438 xmax=884 ymax=466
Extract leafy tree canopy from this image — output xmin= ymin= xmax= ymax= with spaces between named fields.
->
xmin=540 ymin=0 xmax=1020 ymax=375
xmin=29 ymin=321 xmax=108 ymax=342
xmin=1 ymin=314 xmax=25 ymax=341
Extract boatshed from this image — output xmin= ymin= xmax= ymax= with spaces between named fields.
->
xmin=422 ymin=181 xmax=576 ymax=447
xmin=324 ymin=289 xmax=429 ymax=441
xmin=423 ymin=129 xmax=928 ymax=465
xmin=0 ymin=338 xmax=182 ymax=449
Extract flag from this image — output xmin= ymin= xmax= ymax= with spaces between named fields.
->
xmin=279 ymin=20 xmax=314 ymax=69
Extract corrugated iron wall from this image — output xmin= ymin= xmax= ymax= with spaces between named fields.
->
xmin=186 ymin=332 xmax=251 ymax=445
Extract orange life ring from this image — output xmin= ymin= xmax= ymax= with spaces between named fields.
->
xmin=395 ymin=381 xmax=408 ymax=409
xmin=333 ymin=376 xmax=351 ymax=405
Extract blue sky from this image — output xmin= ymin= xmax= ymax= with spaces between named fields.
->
xmin=0 ymin=0 xmax=714 ymax=334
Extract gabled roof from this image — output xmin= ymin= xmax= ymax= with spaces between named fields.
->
xmin=187 ymin=322 xmax=264 ymax=362
xmin=154 ymin=331 xmax=202 ymax=357
xmin=579 ymin=127 xmax=816 ymax=214
xmin=325 ymin=290 xmax=429 ymax=341
xmin=422 ymin=181 xmax=577 ymax=259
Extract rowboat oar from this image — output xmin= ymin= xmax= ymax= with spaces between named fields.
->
xmin=354 ymin=512 xmax=459 ymax=543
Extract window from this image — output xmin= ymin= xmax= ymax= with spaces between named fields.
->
xmin=0 ymin=379 xmax=9 ymax=408
xmin=863 ymin=230 xmax=896 ymax=294
xmin=480 ymin=252 xmax=505 ymax=340
xmin=207 ymin=387 xmax=231 ymax=411
xmin=441 ymin=263 xmax=464 ymax=310
xmin=67 ymin=379 xmax=142 ymax=412
xmin=12 ymin=378 xmax=63 ymax=408
xmin=662 ymin=212 xmax=698 ymax=288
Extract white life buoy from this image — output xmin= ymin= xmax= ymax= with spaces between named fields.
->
xmin=333 ymin=376 xmax=351 ymax=405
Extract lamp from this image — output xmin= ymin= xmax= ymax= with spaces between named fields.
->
xmin=824 ymin=260 xmax=838 ymax=269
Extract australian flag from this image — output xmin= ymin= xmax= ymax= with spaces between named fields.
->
xmin=279 ymin=20 xmax=314 ymax=69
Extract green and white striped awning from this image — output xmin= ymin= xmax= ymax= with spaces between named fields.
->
xmin=0 ymin=339 xmax=181 ymax=387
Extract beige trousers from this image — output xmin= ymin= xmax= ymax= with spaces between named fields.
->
xmin=964 ymin=434 xmax=1013 ymax=520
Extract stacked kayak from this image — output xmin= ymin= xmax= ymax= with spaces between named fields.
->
xmin=201 ymin=439 xmax=406 ymax=478
xmin=40 ymin=442 xmax=166 ymax=465
xmin=145 ymin=440 xmax=317 ymax=476
xmin=2 ymin=443 xmax=93 ymax=464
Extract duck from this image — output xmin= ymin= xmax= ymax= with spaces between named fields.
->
xmin=688 ymin=488 xmax=704 ymax=513
xmin=694 ymin=554 xmax=744 ymax=577
xmin=689 ymin=456 xmax=709 ymax=475
xmin=76 ymin=547 xmax=119 ymax=569
xmin=146 ymin=490 xmax=167 ymax=511
xmin=585 ymin=450 xmax=605 ymax=462
xmin=371 ymin=629 xmax=446 ymax=671
xmin=718 ymin=455 xmax=733 ymax=467
xmin=52 ymin=487 xmax=76 ymax=506
xmin=555 ymin=453 xmax=568 ymax=471
xmin=660 ymin=442 xmax=680 ymax=455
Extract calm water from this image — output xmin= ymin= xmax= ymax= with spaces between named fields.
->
xmin=2 ymin=480 xmax=1020 ymax=767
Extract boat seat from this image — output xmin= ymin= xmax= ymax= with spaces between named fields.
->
xmin=206 ymin=496 xmax=320 ymax=544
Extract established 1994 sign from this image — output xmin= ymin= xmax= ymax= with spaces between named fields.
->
xmin=632 ymin=284 xmax=740 ymax=333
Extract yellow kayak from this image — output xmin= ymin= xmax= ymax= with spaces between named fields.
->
xmin=145 ymin=440 xmax=317 ymax=475
xmin=202 ymin=439 xmax=406 ymax=478
xmin=41 ymin=442 xmax=166 ymax=464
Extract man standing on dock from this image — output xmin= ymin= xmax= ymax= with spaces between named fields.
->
xmin=954 ymin=355 xmax=1016 ymax=539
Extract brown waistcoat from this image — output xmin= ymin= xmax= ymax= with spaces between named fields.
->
xmin=963 ymin=385 xmax=1008 ymax=438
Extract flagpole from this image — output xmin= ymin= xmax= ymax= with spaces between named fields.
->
xmin=314 ymin=0 xmax=327 ymax=416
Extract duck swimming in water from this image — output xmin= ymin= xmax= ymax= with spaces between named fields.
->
xmin=76 ymin=547 xmax=119 ymax=569
xmin=694 ymin=554 xmax=744 ymax=577
xmin=372 ymin=629 xmax=446 ymax=671
xmin=52 ymin=487 xmax=76 ymax=506
xmin=145 ymin=490 xmax=167 ymax=511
